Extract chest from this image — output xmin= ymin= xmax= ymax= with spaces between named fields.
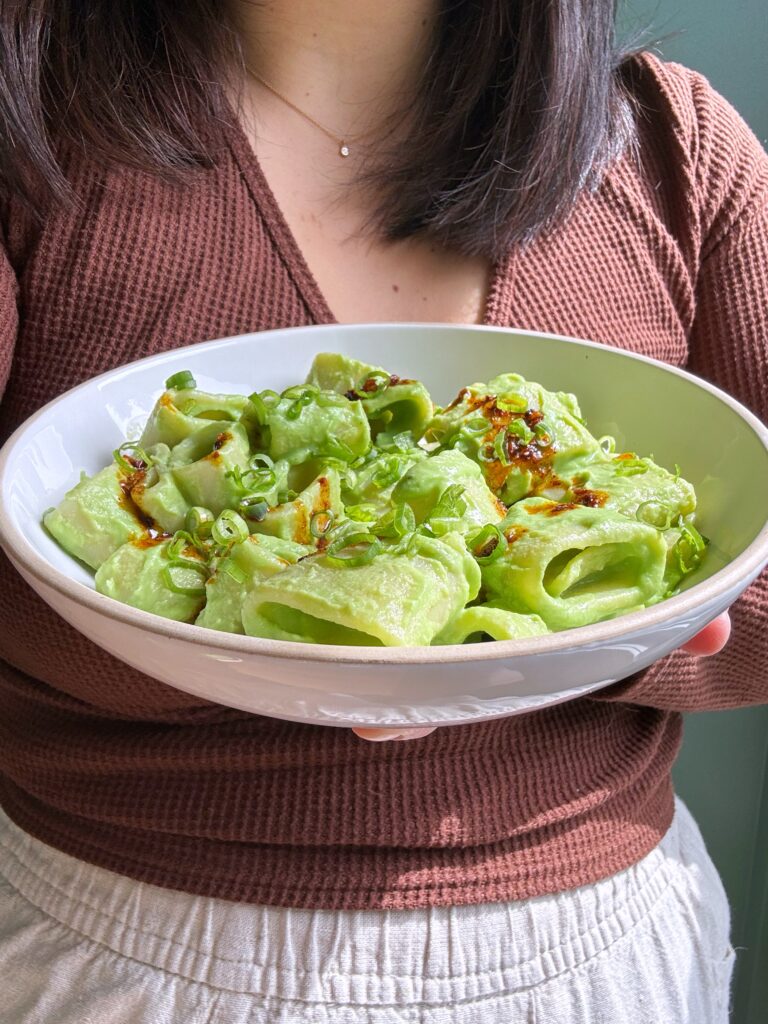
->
xmin=247 ymin=147 xmax=493 ymax=325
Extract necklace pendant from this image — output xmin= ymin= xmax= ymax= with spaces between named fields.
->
xmin=339 ymin=142 xmax=350 ymax=158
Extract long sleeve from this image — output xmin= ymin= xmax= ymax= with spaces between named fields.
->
xmin=0 ymin=224 xmax=17 ymax=402
xmin=593 ymin=71 xmax=768 ymax=712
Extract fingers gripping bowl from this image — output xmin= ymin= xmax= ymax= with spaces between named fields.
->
xmin=1 ymin=324 xmax=767 ymax=727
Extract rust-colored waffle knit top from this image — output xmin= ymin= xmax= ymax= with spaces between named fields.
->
xmin=0 ymin=55 xmax=766 ymax=910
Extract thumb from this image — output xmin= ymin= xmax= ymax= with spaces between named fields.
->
xmin=680 ymin=611 xmax=731 ymax=657
xmin=351 ymin=726 xmax=438 ymax=742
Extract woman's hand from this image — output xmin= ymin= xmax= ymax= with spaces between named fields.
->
xmin=352 ymin=611 xmax=732 ymax=742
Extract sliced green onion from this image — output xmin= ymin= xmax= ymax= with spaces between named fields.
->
xmin=598 ymin=435 xmax=616 ymax=455
xmin=249 ymin=467 xmax=276 ymax=491
xmin=113 ymin=441 xmax=152 ymax=472
xmin=497 ymin=394 xmax=527 ymax=413
xmin=674 ymin=463 xmax=682 ymax=481
xmin=248 ymin=390 xmax=280 ymax=424
xmin=230 ymin=466 xmax=261 ymax=492
xmin=165 ymin=370 xmax=197 ymax=391
xmin=281 ymin=384 xmax=318 ymax=401
xmin=468 ymin=523 xmax=508 ymax=564
xmin=372 ymin=467 xmax=401 ymax=490
xmin=478 ymin=442 xmax=497 ymax=463
xmin=185 ymin=506 xmax=215 ymax=537
xmin=346 ymin=503 xmax=378 ymax=523
xmin=161 ymin=559 xmax=208 ymax=597
xmin=250 ymin=452 xmax=275 ymax=471
xmin=167 ymin=530 xmax=204 ymax=560
xmin=238 ymin=496 xmax=269 ymax=522
xmin=614 ymin=453 xmax=648 ymax=476
xmin=212 ymin=509 xmax=249 ymax=546
xmin=636 ymin=500 xmax=674 ymax=530
xmin=324 ymin=438 xmax=356 ymax=461
xmin=321 ymin=517 xmax=358 ymax=543
xmin=393 ymin=503 xmax=416 ymax=537
xmin=373 ymin=503 xmax=416 ymax=539
xmin=493 ymin=428 xmax=511 ymax=465
xmin=674 ymin=520 xmax=708 ymax=575
xmin=277 ymin=489 xmax=299 ymax=504
xmin=227 ymin=465 xmax=276 ymax=494
xmin=532 ymin=421 xmax=552 ymax=448
xmin=372 ymin=456 xmax=405 ymax=490
xmin=247 ymin=394 xmax=268 ymax=423
xmin=428 ymin=484 xmax=467 ymax=525
xmin=506 ymin=418 xmax=532 ymax=442
xmin=222 ymin=560 xmax=248 ymax=584
xmin=460 ymin=417 xmax=489 ymax=439
xmin=287 ymin=393 xmax=316 ymax=420
xmin=325 ymin=532 xmax=382 ymax=567
xmin=377 ymin=430 xmax=414 ymax=453
xmin=281 ymin=385 xmax=318 ymax=421
xmin=355 ymin=370 xmax=391 ymax=396
xmin=224 ymin=465 xmax=245 ymax=490
xmin=310 ymin=509 xmax=335 ymax=538
xmin=407 ymin=529 xmax=424 ymax=554
xmin=372 ymin=509 xmax=396 ymax=537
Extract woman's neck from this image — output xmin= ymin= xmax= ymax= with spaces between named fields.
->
xmin=230 ymin=0 xmax=438 ymax=137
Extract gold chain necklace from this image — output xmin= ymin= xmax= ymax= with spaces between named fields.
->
xmin=246 ymin=67 xmax=353 ymax=158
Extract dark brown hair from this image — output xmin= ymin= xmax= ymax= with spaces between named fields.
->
xmin=0 ymin=1 xmax=639 ymax=259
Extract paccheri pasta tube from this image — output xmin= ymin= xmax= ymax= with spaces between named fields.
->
xmin=242 ymin=532 xmax=480 ymax=646
xmin=480 ymin=497 xmax=668 ymax=631
xmin=43 ymin=353 xmax=708 ymax=644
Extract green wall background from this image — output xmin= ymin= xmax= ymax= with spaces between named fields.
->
xmin=619 ymin=0 xmax=767 ymax=142
xmin=617 ymin=5 xmax=768 ymax=1022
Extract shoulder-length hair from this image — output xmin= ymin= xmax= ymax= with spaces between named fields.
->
xmin=0 ymin=1 xmax=638 ymax=259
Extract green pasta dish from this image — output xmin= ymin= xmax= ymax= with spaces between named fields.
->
xmin=43 ymin=353 xmax=708 ymax=646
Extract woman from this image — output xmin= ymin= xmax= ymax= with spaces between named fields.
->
xmin=0 ymin=1 xmax=765 ymax=1021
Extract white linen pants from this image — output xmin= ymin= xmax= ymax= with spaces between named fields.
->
xmin=0 ymin=798 xmax=734 ymax=1024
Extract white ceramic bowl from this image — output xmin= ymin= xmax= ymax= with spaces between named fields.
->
xmin=2 ymin=323 xmax=768 ymax=727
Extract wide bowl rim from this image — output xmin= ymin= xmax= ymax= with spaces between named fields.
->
xmin=1 ymin=321 xmax=767 ymax=666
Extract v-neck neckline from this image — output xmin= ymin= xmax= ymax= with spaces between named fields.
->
xmin=223 ymin=112 xmax=509 ymax=328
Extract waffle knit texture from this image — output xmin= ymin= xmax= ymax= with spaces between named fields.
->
xmin=0 ymin=54 xmax=766 ymax=910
